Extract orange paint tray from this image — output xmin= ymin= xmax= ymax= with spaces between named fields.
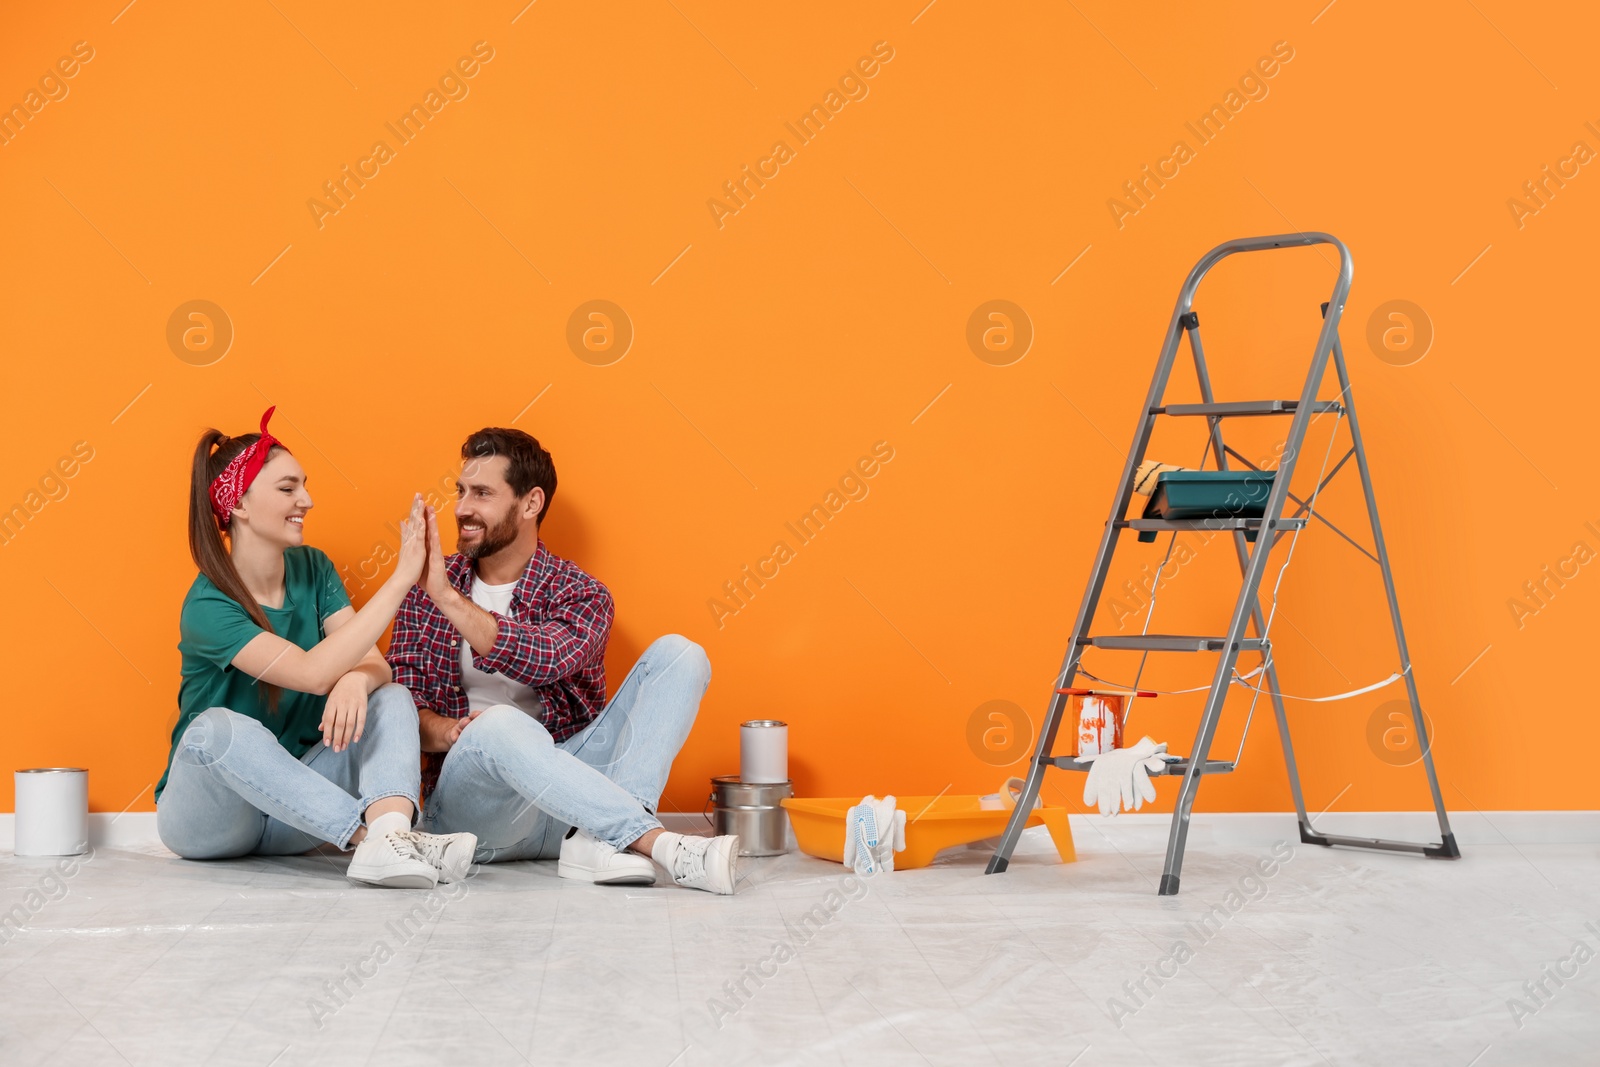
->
xmin=780 ymin=793 xmax=1076 ymax=869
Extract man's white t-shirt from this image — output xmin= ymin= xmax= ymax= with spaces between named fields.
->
xmin=460 ymin=574 xmax=544 ymax=719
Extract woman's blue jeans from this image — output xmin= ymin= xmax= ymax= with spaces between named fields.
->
xmin=156 ymin=683 xmax=423 ymax=858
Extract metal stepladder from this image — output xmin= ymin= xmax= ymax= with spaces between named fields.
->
xmin=985 ymin=232 xmax=1460 ymax=895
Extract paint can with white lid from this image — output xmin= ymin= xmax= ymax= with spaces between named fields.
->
xmin=14 ymin=768 xmax=90 ymax=857
xmin=739 ymin=719 xmax=787 ymax=783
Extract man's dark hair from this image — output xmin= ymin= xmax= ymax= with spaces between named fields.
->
xmin=462 ymin=427 xmax=557 ymax=525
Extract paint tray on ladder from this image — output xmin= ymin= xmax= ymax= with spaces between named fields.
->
xmin=1138 ymin=470 xmax=1277 ymax=542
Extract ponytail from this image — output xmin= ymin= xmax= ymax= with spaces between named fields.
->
xmin=189 ymin=428 xmax=284 ymax=714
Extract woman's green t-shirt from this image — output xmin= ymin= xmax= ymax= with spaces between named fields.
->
xmin=155 ymin=546 xmax=352 ymax=801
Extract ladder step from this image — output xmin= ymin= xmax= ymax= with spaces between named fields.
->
xmin=1122 ymin=516 xmax=1305 ymax=540
xmin=1154 ymin=400 xmax=1343 ymax=417
xmin=1079 ymin=634 xmax=1267 ymax=652
xmin=1050 ymin=754 xmax=1235 ymax=776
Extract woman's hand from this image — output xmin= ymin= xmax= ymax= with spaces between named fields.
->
xmin=421 ymin=505 xmax=451 ymax=601
xmin=321 ymin=673 xmax=369 ymax=752
xmin=392 ymin=494 xmax=427 ymax=587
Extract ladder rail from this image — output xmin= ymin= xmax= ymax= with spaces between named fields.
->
xmin=984 ymin=247 xmax=1204 ymax=870
xmin=1328 ymin=332 xmax=1456 ymax=850
xmin=1155 ymin=235 xmax=1354 ymax=895
xmin=1184 ymin=319 xmax=1310 ymax=828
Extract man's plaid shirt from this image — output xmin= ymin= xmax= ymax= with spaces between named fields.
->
xmin=387 ymin=540 xmax=614 ymax=801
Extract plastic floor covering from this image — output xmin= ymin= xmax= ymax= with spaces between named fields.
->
xmin=2 ymin=821 xmax=1596 ymax=1066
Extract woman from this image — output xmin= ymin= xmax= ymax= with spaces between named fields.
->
xmin=155 ymin=406 xmax=475 ymax=888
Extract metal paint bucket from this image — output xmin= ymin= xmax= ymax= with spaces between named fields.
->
xmin=708 ymin=775 xmax=792 ymax=856
xmin=14 ymin=768 xmax=90 ymax=857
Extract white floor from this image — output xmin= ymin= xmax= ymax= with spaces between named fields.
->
xmin=2 ymin=818 xmax=1597 ymax=1067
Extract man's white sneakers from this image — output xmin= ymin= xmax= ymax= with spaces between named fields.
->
xmin=653 ymin=831 xmax=740 ymax=895
xmin=558 ymin=826 xmax=658 ymax=885
xmin=558 ymin=827 xmax=742 ymax=893
xmin=399 ymin=829 xmax=478 ymax=883
xmin=346 ymin=829 xmax=439 ymax=889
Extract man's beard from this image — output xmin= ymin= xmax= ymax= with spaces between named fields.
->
xmin=459 ymin=509 xmax=521 ymax=560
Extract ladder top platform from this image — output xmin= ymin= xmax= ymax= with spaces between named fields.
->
xmin=1154 ymin=399 xmax=1344 ymax=417
xmin=1119 ymin=516 xmax=1307 ymax=534
xmin=1078 ymin=634 xmax=1269 ymax=653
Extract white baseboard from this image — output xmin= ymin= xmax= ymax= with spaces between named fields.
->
xmin=1 ymin=810 xmax=1595 ymax=856
xmin=2 ymin=812 xmax=165 ymax=853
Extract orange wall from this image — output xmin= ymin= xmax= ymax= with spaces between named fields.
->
xmin=2 ymin=2 xmax=1595 ymax=820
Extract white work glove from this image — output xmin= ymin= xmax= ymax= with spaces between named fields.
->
xmin=842 ymin=794 xmax=907 ymax=874
xmin=873 ymin=796 xmax=906 ymax=873
xmin=1079 ymin=736 xmax=1169 ymax=816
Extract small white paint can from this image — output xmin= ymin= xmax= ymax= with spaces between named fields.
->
xmin=739 ymin=719 xmax=788 ymax=783
xmin=14 ymin=768 xmax=90 ymax=857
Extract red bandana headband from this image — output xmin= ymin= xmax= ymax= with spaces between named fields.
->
xmin=210 ymin=406 xmax=290 ymax=527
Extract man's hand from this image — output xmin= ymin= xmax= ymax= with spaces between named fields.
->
xmin=420 ymin=505 xmax=452 ymax=603
xmin=321 ymin=673 xmax=369 ymax=752
xmin=420 ymin=707 xmax=482 ymax=752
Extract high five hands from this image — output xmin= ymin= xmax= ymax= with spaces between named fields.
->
xmin=405 ymin=496 xmax=489 ymax=753
xmin=417 ymin=503 xmax=450 ymax=601
xmin=393 ymin=494 xmax=428 ymax=587
xmin=320 ymin=494 xmax=425 ymax=752
xmin=322 ymin=496 xmax=469 ymax=755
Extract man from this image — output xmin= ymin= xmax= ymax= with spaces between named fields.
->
xmin=386 ymin=427 xmax=740 ymax=894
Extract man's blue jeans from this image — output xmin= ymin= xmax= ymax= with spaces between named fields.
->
xmin=419 ymin=634 xmax=711 ymax=863
xmin=156 ymin=683 xmax=422 ymax=857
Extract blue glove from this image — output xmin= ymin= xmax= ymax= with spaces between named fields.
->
xmin=842 ymin=795 xmax=907 ymax=873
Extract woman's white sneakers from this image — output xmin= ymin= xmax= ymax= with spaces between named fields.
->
xmin=399 ymin=829 xmax=478 ymax=883
xmin=558 ymin=826 xmax=657 ymax=885
xmin=347 ymin=826 xmax=479 ymax=888
xmin=346 ymin=829 xmax=438 ymax=889
xmin=653 ymin=831 xmax=740 ymax=895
